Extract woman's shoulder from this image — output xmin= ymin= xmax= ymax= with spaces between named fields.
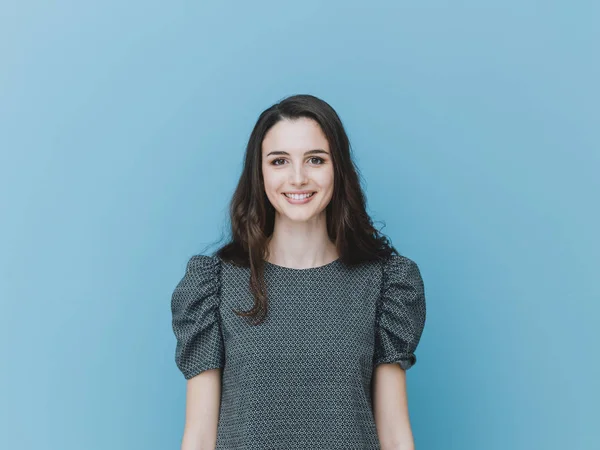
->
xmin=379 ymin=253 xmax=420 ymax=271
xmin=378 ymin=253 xmax=425 ymax=307
xmin=175 ymin=254 xmax=222 ymax=288
xmin=379 ymin=253 xmax=423 ymax=285
xmin=187 ymin=253 xmax=221 ymax=267
xmin=171 ymin=254 xmax=225 ymax=379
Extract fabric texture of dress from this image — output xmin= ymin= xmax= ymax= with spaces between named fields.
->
xmin=171 ymin=253 xmax=427 ymax=449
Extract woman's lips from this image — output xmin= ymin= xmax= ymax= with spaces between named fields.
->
xmin=282 ymin=192 xmax=316 ymax=204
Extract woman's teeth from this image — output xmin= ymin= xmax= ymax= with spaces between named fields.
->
xmin=284 ymin=192 xmax=315 ymax=199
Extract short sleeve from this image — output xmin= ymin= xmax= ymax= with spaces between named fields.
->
xmin=374 ymin=254 xmax=427 ymax=370
xmin=171 ymin=255 xmax=225 ymax=379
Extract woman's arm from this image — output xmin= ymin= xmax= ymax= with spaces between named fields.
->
xmin=180 ymin=368 xmax=222 ymax=450
xmin=372 ymin=363 xmax=415 ymax=450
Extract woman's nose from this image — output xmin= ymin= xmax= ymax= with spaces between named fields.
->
xmin=290 ymin=164 xmax=308 ymax=184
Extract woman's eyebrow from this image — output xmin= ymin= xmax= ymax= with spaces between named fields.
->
xmin=266 ymin=149 xmax=329 ymax=157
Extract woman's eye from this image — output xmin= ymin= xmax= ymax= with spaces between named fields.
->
xmin=309 ymin=157 xmax=325 ymax=165
xmin=271 ymin=157 xmax=325 ymax=166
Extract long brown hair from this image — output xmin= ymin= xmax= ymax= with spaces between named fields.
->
xmin=213 ymin=94 xmax=399 ymax=324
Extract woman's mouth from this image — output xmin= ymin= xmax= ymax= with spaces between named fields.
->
xmin=282 ymin=192 xmax=316 ymax=204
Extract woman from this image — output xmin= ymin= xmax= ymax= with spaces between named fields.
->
xmin=171 ymin=94 xmax=427 ymax=449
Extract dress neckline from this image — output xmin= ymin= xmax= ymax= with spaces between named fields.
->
xmin=264 ymin=257 xmax=341 ymax=272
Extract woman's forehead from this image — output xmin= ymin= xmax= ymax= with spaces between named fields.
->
xmin=263 ymin=118 xmax=329 ymax=153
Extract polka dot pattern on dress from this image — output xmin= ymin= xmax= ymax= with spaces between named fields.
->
xmin=171 ymin=253 xmax=426 ymax=449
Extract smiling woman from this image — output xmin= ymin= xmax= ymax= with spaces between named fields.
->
xmin=262 ymin=117 xmax=334 ymax=216
xmin=171 ymin=94 xmax=427 ymax=450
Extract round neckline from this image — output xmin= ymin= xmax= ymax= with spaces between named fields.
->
xmin=264 ymin=257 xmax=341 ymax=272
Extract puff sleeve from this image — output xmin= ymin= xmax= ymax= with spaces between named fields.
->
xmin=171 ymin=255 xmax=225 ymax=379
xmin=374 ymin=254 xmax=427 ymax=370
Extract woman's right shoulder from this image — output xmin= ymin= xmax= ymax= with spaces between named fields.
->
xmin=186 ymin=253 xmax=220 ymax=266
xmin=175 ymin=254 xmax=223 ymax=288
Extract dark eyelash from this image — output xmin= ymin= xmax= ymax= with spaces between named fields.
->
xmin=272 ymin=157 xmax=325 ymax=166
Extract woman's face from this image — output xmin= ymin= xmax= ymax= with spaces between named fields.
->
xmin=261 ymin=117 xmax=334 ymax=223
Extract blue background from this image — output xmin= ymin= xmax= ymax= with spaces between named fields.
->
xmin=1 ymin=1 xmax=598 ymax=449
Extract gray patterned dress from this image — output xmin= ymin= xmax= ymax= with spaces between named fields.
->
xmin=171 ymin=253 xmax=426 ymax=449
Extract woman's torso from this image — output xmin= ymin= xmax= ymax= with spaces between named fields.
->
xmin=215 ymin=257 xmax=384 ymax=449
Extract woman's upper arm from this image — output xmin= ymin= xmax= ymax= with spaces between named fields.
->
xmin=180 ymin=368 xmax=222 ymax=450
xmin=171 ymin=255 xmax=225 ymax=449
xmin=372 ymin=254 xmax=426 ymax=449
